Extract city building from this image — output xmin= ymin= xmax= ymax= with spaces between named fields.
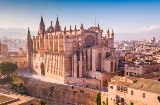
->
xmin=108 ymin=76 xmax=160 ymax=105
xmin=0 ymin=47 xmax=27 ymax=70
xmin=124 ymin=62 xmax=160 ymax=77
xmin=0 ymin=41 xmax=8 ymax=57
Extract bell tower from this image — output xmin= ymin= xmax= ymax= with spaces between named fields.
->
xmin=39 ymin=16 xmax=45 ymax=34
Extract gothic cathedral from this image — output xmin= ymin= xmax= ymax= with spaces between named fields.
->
xmin=27 ymin=16 xmax=119 ymax=87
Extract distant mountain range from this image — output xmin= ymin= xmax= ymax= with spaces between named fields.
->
xmin=0 ymin=27 xmax=160 ymax=41
xmin=0 ymin=28 xmax=37 ymax=39
xmin=115 ymin=32 xmax=160 ymax=41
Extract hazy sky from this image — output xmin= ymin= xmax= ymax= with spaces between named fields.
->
xmin=0 ymin=0 xmax=160 ymax=34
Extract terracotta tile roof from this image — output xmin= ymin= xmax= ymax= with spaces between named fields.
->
xmin=110 ymin=76 xmax=160 ymax=94
xmin=130 ymin=78 xmax=160 ymax=94
xmin=135 ymin=72 xmax=159 ymax=79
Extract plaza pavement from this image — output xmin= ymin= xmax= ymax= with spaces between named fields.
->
xmin=16 ymin=70 xmax=63 ymax=84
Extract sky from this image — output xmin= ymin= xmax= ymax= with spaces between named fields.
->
xmin=0 ymin=0 xmax=160 ymax=36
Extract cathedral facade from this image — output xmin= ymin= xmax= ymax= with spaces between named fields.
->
xmin=27 ymin=16 xmax=119 ymax=87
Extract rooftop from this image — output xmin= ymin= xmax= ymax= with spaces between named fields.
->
xmin=135 ymin=72 xmax=160 ymax=79
xmin=110 ymin=76 xmax=160 ymax=94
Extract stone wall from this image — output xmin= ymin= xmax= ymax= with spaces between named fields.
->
xmin=12 ymin=75 xmax=100 ymax=105
xmin=27 ymin=80 xmax=100 ymax=105
xmin=65 ymin=77 xmax=101 ymax=89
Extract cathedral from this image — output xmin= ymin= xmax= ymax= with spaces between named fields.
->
xmin=27 ymin=16 xmax=119 ymax=88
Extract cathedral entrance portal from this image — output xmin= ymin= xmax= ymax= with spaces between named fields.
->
xmin=40 ymin=62 xmax=45 ymax=76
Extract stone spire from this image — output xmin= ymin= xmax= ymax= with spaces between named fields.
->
xmin=51 ymin=21 xmax=52 ymax=26
xmin=80 ymin=23 xmax=84 ymax=30
xmin=98 ymin=23 xmax=100 ymax=29
xmin=27 ymin=28 xmax=32 ymax=72
xmin=107 ymin=28 xmax=109 ymax=34
xmin=27 ymin=28 xmax=31 ymax=41
xmin=111 ymin=29 xmax=114 ymax=38
xmin=55 ymin=15 xmax=61 ymax=31
xmin=64 ymin=26 xmax=66 ymax=34
xmin=75 ymin=25 xmax=77 ymax=35
xmin=75 ymin=25 xmax=77 ymax=30
xmin=70 ymin=25 xmax=72 ymax=33
xmin=97 ymin=23 xmax=100 ymax=32
xmin=56 ymin=15 xmax=59 ymax=25
xmin=39 ymin=16 xmax=45 ymax=34
xmin=107 ymin=28 xmax=110 ymax=38
xmin=80 ymin=23 xmax=84 ymax=34
xmin=40 ymin=16 xmax=44 ymax=26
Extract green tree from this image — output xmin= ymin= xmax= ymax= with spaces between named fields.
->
xmin=0 ymin=62 xmax=18 ymax=76
xmin=39 ymin=99 xmax=46 ymax=105
xmin=106 ymin=97 xmax=108 ymax=105
xmin=49 ymin=86 xmax=54 ymax=98
xmin=96 ymin=92 xmax=101 ymax=105
xmin=49 ymin=86 xmax=54 ymax=92
xmin=102 ymin=97 xmax=108 ymax=105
